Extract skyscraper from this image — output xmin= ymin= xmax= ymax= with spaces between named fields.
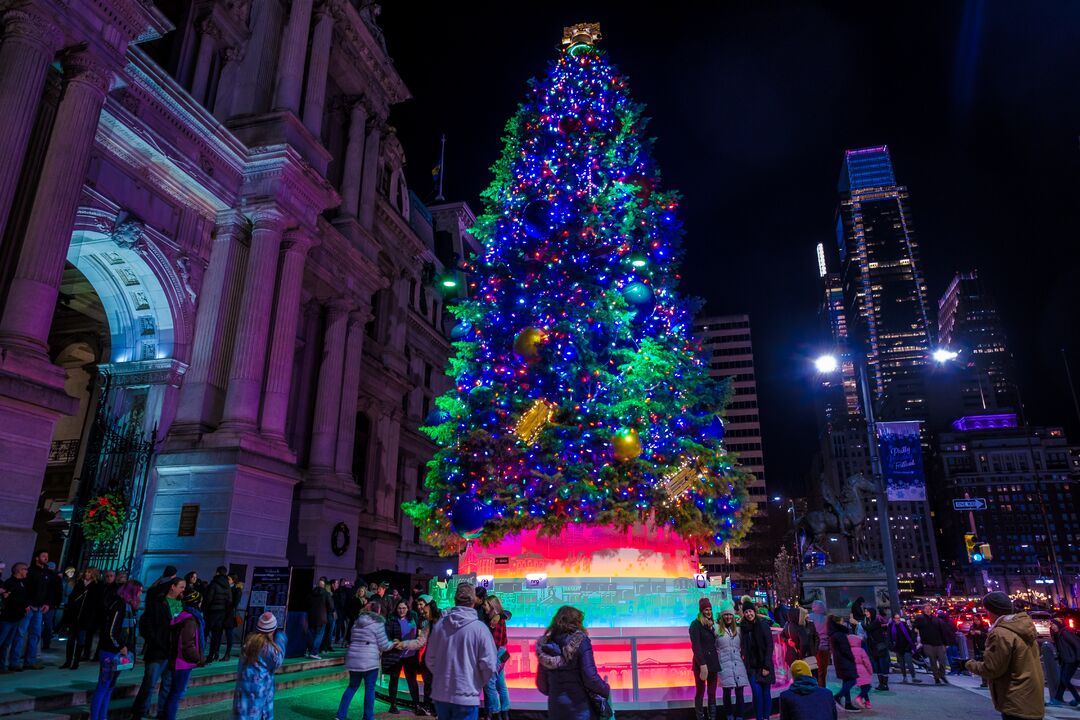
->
xmin=811 ymin=146 xmax=941 ymax=589
xmin=694 ymin=314 xmax=771 ymax=588
xmin=937 ymin=270 xmax=1018 ymax=412
xmin=836 ymin=146 xmax=933 ymax=420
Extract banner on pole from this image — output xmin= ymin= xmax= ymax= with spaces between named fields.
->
xmin=877 ymin=420 xmax=926 ymax=501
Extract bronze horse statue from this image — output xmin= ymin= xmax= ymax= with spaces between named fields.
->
xmin=796 ymin=473 xmax=880 ymax=556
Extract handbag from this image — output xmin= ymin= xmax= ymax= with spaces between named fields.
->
xmin=114 ymin=654 xmax=136 ymax=672
xmin=587 ymin=691 xmax=614 ymax=720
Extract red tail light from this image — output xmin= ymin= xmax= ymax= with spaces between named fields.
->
xmin=1069 ymin=618 xmax=1076 ymax=630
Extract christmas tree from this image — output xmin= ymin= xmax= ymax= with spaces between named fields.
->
xmin=407 ymin=24 xmax=752 ymax=555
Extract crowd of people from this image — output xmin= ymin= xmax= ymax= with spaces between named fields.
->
xmin=0 ymin=555 xmax=1064 ymax=720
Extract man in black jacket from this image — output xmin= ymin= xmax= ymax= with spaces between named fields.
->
xmin=203 ymin=566 xmax=233 ymax=663
xmin=863 ymin=607 xmax=891 ymax=690
xmin=24 ymin=550 xmax=61 ymax=670
xmin=306 ymin=579 xmax=332 ymax=659
xmin=130 ymin=577 xmax=183 ymax=719
xmin=0 ymin=563 xmax=30 ymax=672
xmin=913 ymin=604 xmax=950 ymax=684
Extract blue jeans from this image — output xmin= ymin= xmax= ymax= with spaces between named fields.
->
xmin=8 ymin=612 xmax=33 ymax=668
xmin=748 ymin=675 xmax=772 ymax=720
xmin=131 ymin=659 xmax=170 ymax=717
xmin=22 ymin=607 xmax=43 ymax=666
xmin=484 ymin=667 xmax=509 ymax=712
xmin=0 ymin=621 xmax=18 ymax=669
xmin=307 ymin=623 xmax=326 ymax=655
xmin=162 ymin=667 xmax=192 ymax=720
xmin=433 ymin=702 xmax=479 ymax=720
xmin=336 ymin=669 xmax=378 ymax=720
xmin=90 ymin=652 xmax=122 ymax=719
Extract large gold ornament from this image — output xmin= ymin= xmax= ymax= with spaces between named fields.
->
xmin=515 ymin=399 xmax=556 ymax=444
xmin=513 ymin=327 xmax=548 ymax=361
xmin=611 ymin=427 xmax=643 ymax=461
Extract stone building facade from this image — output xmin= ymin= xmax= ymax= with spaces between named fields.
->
xmin=0 ymin=0 xmax=470 ymax=584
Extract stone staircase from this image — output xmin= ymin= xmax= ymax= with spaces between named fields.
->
xmin=0 ymin=653 xmax=347 ymax=719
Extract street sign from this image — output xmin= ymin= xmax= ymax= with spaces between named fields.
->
xmin=953 ymin=498 xmax=988 ymax=511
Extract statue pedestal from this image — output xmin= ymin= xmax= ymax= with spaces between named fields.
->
xmin=802 ymin=561 xmax=890 ymax=615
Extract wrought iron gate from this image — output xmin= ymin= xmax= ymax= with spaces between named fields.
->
xmin=65 ymin=371 xmax=156 ymax=574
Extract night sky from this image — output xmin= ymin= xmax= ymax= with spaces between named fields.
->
xmin=379 ymin=2 xmax=1080 ymax=497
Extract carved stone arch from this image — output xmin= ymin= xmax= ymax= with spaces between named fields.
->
xmin=68 ymin=207 xmax=192 ymax=364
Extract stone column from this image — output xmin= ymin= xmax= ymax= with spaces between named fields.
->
xmin=301 ymin=4 xmax=334 ymax=137
xmin=172 ymin=216 xmax=247 ymax=429
xmin=260 ymin=231 xmax=314 ymax=439
xmin=334 ymin=309 xmax=368 ymax=474
xmin=0 ymin=51 xmax=111 ymax=356
xmin=273 ymin=0 xmax=313 ymax=114
xmin=338 ymin=99 xmax=367 ymax=217
xmin=189 ymin=19 xmax=220 ymax=106
xmin=358 ymin=121 xmax=382 ymax=230
xmin=219 ymin=207 xmax=286 ymax=430
xmin=0 ymin=7 xmax=62 ymax=242
xmin=308 ymin=300 xmax=349 ymax=471
xmin=213 ymin=46 xmax=243 ymax=121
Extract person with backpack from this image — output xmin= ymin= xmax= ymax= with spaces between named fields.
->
xmin=90 ymin=581 xmax=142 ymax=720
xmin=232 ymin=612 xmax=287 ymax=720
xmin=161 ymin=589 xmax=205 ymax=720
xmin=689 ymin=597 xmax=720 ymax=720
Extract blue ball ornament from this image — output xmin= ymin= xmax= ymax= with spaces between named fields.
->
xmin=450 ymin=321 xmax=473 ymax=340
xmin=450 ymin=496 xmax=493 ymax=539
xmin=696 ymin=415 xmax=725 ymax=443
xmin=522 ymin=200 xmax=553 ymax=238
xmin=424 ymin=409 xmax=452 ymax=426
xmin=622 ymin=281 xmax=655 ymax=307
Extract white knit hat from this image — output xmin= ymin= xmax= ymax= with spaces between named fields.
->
xmin=256 ymin=611 xmax=278 ymax=633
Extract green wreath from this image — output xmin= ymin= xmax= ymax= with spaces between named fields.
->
xmin=81 ymin=493 xmax=127 ymax=545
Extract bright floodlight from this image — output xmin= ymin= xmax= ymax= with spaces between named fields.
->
xmin=814 ymin=355 xmax=839 ymax=374
xmin=773 ymin=496 xmax=781 ymax=502
xmin=933 ymin=348 xmax=959 ymax=363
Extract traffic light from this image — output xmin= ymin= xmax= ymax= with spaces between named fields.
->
xmin=965 ymin=534 xmax=990 ymax=563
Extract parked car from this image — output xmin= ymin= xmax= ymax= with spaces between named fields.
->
xmin=1030 ymin=610 xmax=1054 ymax=638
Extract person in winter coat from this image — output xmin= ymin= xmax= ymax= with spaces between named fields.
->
xmin=912 ymin=604 xmax=950 ymax=684
xmin=808 ymin=600 xmax=831 ymax=687
xmin=848 ymin=633 xmax=874 ymax=710
xmin=689 ymin=597 xmax=721 ymax=720
xmin=161 ymin=589 xmax=205 ymax=720
xmin=888 ymin=612 xmax=920 ymax=683
xmin=862 ymin=607 xmax=890 ymax=691
xmin=1049 ymin=620 xmax=1080 ymax=706
xmin=965 ymin=591 xmax=1044 ymax=720
xmin=232 ymin=612 xmax=286 ymax=720
xmin=0 ymin=563 xmax=30 ymax=672
xmin=716 ymin=603 xmax=748 ymax=720
xmin=90 ymin=581 xmax=141 ymax=720
xmin=204 ymin=567 xmax=233 ymax=663
xmin=61 ymin=567 xmax=101 ymax=669
xmin=740 ymin=599 xmax=776 ymax=720
xmin=969 ymin=617 xmax=989 ymax=687
xmin=24 ymin=550 xmax=61 ymax=669
xmin=307 ymin=579 xmax=333 ymax=659
xmin=384 ymin=600 xmax=422 ymax=714
xmin=779 ymin=659 xmax=837 ymax=720
xmin=536 ymin=605 xmax=610 ymax=720
xmin=131 ymin=577 xmax=184 ymax=720
xmin=781 ymin=606 xmax=820 ymax=669
xmin=827 ymin=615 xmax=859 ymax=713
xmin=426 ymin=583 xmax=498 ymax=719
xmin=337 ymin=595 xmax=396 ymax=720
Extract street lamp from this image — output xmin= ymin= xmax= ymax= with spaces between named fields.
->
xmin=814 ymin=353 xmax=903 ymax=615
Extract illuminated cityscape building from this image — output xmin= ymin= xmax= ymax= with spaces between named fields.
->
xmin=694 ymin=314 xmax=772 ymax=589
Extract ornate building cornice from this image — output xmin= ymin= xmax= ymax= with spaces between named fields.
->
xmin=327 ymin=0 xmax=409 ymax=120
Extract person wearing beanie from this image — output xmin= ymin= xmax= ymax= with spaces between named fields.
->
xmin=689 ymin=596 xmax=721 ymax=720
xmin=779 ymin=659 xmax=837 ymax=720
xmin=423 ymin=583 xmax=498 ymax=719
xmin=716 ymin=602 xmax=748 ymax=720
xmin=740 ymin=601 xmax=776 ymax=720
xmin=966 ymin=592 xmax=1044 ymax=720
xmin=232 ymin=612 xmax=286 ymax=720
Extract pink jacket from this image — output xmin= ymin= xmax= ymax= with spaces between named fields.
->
xmin=849 ymin=634 xmax=874 ymax=686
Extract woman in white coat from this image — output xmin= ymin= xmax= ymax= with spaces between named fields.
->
xmin=715 ymin=603 xmax=749 ymax=720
